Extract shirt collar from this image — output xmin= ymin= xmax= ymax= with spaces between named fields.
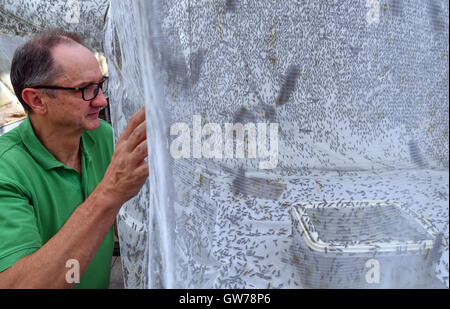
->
xmin=19 ymin=116 xmax=96 ymax=170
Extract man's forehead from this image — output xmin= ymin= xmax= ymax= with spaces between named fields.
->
xmin=51 ymin=43 xmax=102 ymax=85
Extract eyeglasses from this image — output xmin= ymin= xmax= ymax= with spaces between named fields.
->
xmin=30 ymin=76 xmax=109 ymax=101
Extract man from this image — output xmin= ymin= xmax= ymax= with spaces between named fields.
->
xmin=0 ymin=29 xmax=148 ymax=288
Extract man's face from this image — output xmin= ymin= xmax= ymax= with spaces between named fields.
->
xmin=42 ymin=43 xmax=108 ymax=134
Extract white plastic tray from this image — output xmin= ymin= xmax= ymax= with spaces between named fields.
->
xmin=292 ymin=200 xmax=442 ymax=255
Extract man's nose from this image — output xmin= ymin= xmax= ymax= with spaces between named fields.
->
xmin=91 ymin=89 xmax=108 ymax=107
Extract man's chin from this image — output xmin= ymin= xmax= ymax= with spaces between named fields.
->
xmin=85 ymin=117 xmax=101 ymax=131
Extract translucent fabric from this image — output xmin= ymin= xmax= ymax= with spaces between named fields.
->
xmin=105 ymin=0 xmax=449 ymax=288
xmin=0 ymin=0 xmax=109 ymax=50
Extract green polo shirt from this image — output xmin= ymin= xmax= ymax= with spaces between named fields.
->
xmin=0 ymin=116 xmax=114 ymax=289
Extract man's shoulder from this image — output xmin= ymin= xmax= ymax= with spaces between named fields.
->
xmin=0 ymin=128 xmax=33 ymax=186
xmin=0 ymin=127 xmax=24 ymax=161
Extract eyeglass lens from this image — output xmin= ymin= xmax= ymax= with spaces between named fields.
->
xmin=83 ymin=79 xmax=108 ymax=100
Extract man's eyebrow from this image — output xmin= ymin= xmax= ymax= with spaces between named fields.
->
xmin=74 ymin=81 xmax=91 ymax=88
xmin=73 ymin=77 xmax=104 ymax=88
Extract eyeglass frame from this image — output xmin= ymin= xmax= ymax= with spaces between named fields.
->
xmin=28 ymin=76 xmax=109 ymax=101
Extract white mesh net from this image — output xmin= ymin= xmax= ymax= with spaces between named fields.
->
xmin=104 ymin=0 xmax=449 ymax=288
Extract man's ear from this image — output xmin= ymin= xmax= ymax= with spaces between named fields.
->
xmin=21 ymin=88 xmax=48 ymax=114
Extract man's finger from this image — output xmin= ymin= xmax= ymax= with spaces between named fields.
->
xmin=135 ymin=161 xmax=149 ymax=178
xmin=118 ymin=106 xmax=145 ymax=143
xmin=130 ymin=139 xmax=148 ymax=165
xmin=125 ymin=120 xmax=146 ymax=152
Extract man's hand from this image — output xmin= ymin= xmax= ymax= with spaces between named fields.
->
xmin=98 ymin=106 xmax=149 ymax=208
